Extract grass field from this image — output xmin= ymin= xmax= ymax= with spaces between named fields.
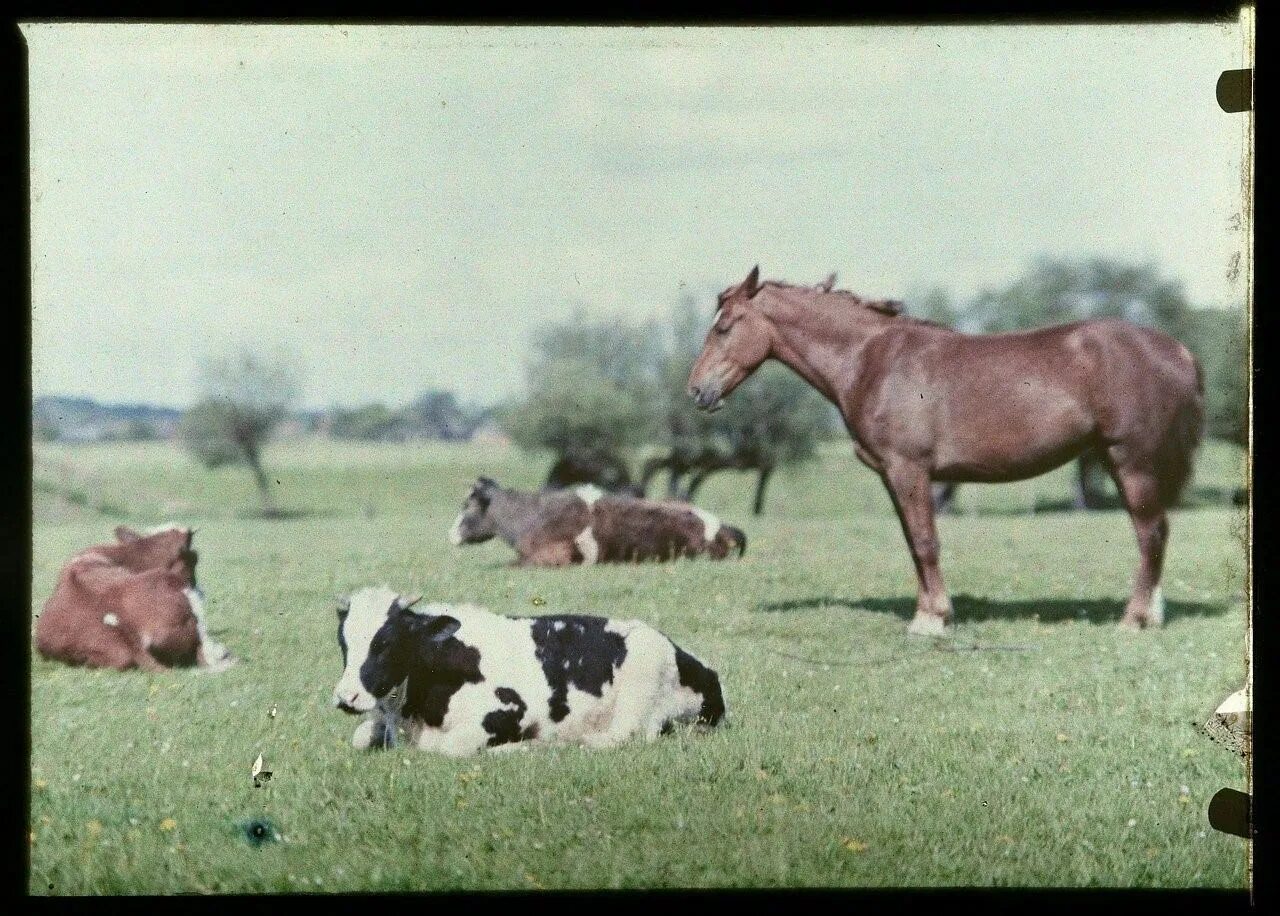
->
xmin=29 ymin=438 xmax=1250 ymax=891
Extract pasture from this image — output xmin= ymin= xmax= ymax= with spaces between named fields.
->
xmin=30 ymin=438 xmax=1249 ymax=891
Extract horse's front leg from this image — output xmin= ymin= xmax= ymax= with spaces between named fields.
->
xmin=881 ymin=460 xmax=953 ymax=635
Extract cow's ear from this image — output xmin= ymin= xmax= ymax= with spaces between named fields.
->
xmin=420 ymin=615 xmax=461 ymax=644
xmin=396 ymin=593 xmax=423 ymax=611
xmin=115 ymin=525 xmax=142 ymax=543
xmin=335 ymin=594 xmax=351 ymax=615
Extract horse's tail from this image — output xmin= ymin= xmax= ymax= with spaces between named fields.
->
xmin=1155 ymin=350 xmax=1206 ymax=508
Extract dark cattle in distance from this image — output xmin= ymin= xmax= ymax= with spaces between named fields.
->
xmin=449 ymin=478 xmax=746 ymax=567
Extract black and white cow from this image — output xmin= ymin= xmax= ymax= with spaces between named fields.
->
xmin=331 ymin=586 xmax=725 ymax=756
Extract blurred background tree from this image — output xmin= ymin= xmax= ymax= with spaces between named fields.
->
xmin=179 ymin=348 xmax=301 ymax=516
xmin=500 ymin=357 xmax=653 ymax=492
xmin=504 ymin=296 xmax=837 ymax=514
xmin=642 ymin=295 xmax=836 ymax=514
xmin=329 ymin=402 xmax=403 ymax=441
xmin=505 ymin=309 xmax=664 ymax=493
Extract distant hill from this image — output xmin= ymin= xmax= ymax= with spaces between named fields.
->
xmin=33 ymin=396 xmax=184 ymax=443
xmin=32 ymin=395 xmax=501 ymax=445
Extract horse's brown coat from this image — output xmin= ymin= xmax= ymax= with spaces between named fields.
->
xmin=35 ymin=527 xmax=230 ymax=671
xmin=688 ymin=267 xmax=1204 ymax=632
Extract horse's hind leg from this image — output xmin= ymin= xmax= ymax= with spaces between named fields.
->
xmin=1107 ymin=455 xmax=1170 ymax=629
xmin=883 ymin=460 xmax=953 ymax=635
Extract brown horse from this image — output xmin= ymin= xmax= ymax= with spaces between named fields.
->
xmin=687 ymin=266 xmax=1205 ymax=634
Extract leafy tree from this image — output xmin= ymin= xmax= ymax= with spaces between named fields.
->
xmin=529 ymin=306 xmax=667 ymax=395
xmin=1185 ymin=305 xmax=1249 ymax=446
xmin=642 ymin=295 xmax=836 ymax=514
xmin=966 ymin=257 xmax=1193 ymax=338
xmin=329 ymin=403 xmax=404 ymax=441
xmin=501 ymin=358 xmax=652 ymax=461
xmin=179 ymin=349 xmax=301 ymax=514
xmin=406 ymin=389 xmax=479 ymax=442
xmin=503 ymin=309 xmax=666 ymax=488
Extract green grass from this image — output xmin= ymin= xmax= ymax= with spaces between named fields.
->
xmin=30 ymin=438 xmax=1250 ymax=891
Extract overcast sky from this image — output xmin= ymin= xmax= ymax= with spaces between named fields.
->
xmin=25 ymin=22 xmax=1249 ymax=410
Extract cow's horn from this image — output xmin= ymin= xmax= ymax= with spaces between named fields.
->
xmin=399 ymin=593 xmax=424 ymax=610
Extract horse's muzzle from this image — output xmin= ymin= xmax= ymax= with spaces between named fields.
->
xmin=688 ymin=383 xmax=725 ymax=413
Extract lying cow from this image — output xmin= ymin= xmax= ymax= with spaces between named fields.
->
xmin=35 ymin=525 xmax=235 ymax=673
xmin=448 ymin=478 xmax=747 ymax=567
xmin=332 ymin=586 xmax=725 ymax=756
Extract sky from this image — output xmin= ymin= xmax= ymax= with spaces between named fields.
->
xmin=25 ymin=22 xmax=1251 ymax=410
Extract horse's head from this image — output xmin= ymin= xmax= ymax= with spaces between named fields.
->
xmin=687 ymin=265 xmax=772 ymax=412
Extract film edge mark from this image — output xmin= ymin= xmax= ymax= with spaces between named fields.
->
xmin=1208 ymin=787 xmax=1252 ymax=839
xmin=1216 ymin=69 xmax=1253 ymax=114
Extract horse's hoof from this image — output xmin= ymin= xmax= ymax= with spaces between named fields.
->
xmin=907 ymin=614 xmax=950 ymax=637
xmin=1117 ymin=616 xmax=1145 ymax=632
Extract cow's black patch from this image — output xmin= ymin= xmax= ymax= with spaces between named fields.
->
xmin=482 ymin=687 xmax=536 ymax=747
xmin=674 ymin=645 xmax=725 ymax=726
xmin=398 ymin=634 xmax=484 ymax=727
xmin=359 ymin=609 xmax=484 ymax=728
xmin=528 ymin=615 xmax=628 ymax=722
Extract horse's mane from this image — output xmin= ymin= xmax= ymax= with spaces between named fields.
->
xmin=760 ymin=279 xmax=948 ymax=328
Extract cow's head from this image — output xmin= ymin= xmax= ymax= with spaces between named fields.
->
xmin=449 ymin=477 xmax=500 ymax=546
xmin=112 ymin=525 xmax=199 ymax=588
xmin=332 ymin=587 xmax=460 ymax=714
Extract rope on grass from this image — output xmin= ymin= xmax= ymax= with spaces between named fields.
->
xmin=768 ymin=638 xmax=1036 ymax=669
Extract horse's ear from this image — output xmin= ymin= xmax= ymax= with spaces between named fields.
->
xmin=114 ymin=525 xmax=141 ymax=543
xmin=818 ymin=272 xmax=837 ymax=292
xmin=867 ymin=298 xmax=905 ymax=316
xmin=743 ymin=265 xmax=761 ymax=298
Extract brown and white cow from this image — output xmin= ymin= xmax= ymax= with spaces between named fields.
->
xmin=35 ymin=525 xmax=235 ymax=673
xmin=449 ymin=479 xmax=747 ymax=567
